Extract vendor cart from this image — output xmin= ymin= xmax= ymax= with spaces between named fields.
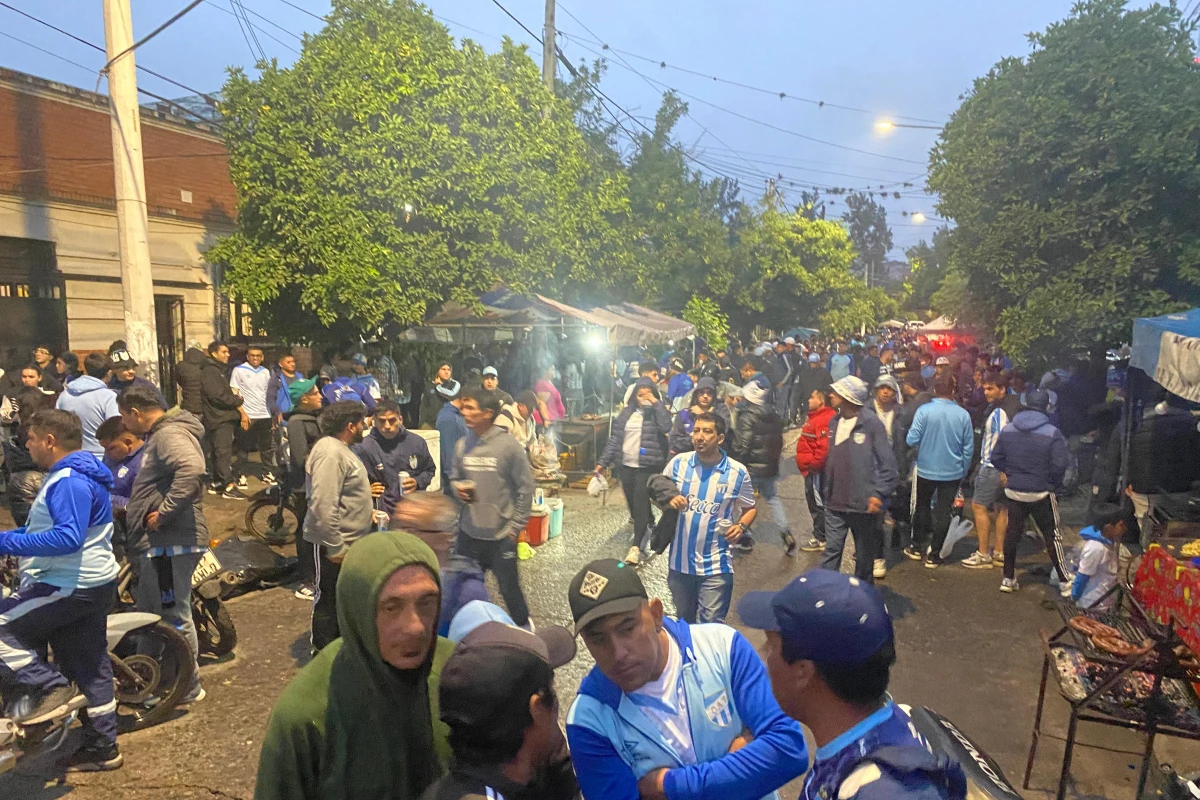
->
xmin=1024 ymin=545 xmax=1200 ymax=800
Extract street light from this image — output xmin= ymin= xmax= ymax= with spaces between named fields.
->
xmin=875 ymin=119 xmax=941 ymax=133
xmin=911 ymin=212 xmax=926 ymax=224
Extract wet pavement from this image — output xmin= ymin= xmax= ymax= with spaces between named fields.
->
xmin=1 ymin=447 xmax=1195 ymax=799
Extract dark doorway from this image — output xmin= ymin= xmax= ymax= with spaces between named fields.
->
xmin=0 ymin=236 xmax=67 ymax=371
xmin=155 ymin=295 xmax=185 ymax=406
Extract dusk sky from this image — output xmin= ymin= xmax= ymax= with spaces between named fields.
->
xmin=0 ymin=0 xmax=1141 ymax=254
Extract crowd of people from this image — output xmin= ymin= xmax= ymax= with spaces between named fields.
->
xmin=0 ymin=325 xmax=1192 ymax=800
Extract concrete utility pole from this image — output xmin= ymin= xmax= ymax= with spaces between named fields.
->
xmin=103 ymin=0 xmax=160 ymax=385
xmin=542 ymin=0 xmax=556 ymax=91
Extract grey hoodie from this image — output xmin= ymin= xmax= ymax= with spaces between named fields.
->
xmin=303 ymin=435 xmax=373 ymax=557
xmin=126 ymin=407 xmax=210 ymax=555
xmin=451 ymin=424 xmax=534 ymax=541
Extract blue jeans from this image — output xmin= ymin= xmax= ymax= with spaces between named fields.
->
xmin=821 ymin=510 xmax=883 ymax=584
xmin=756 ymin=476 xmax=790 ymax=535
xmin=667 ymin=570 xmax=734 ymax=624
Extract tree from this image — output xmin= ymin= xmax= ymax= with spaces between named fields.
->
xmin=841 ymin=191 xmax=893 ymax=288
xmin=903 ymin=225 xmax=952 ymax=313
xmin=681 ymin=295 xmax=729 ymax=347
xmin=928 ymin=0 xmax=1200 ymax=366
xmin=207 ymin=0 xmax=631 ymax=343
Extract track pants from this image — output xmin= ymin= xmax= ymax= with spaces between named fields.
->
xmin=311 ymin=542 xmax=342 ymax=652
xmin=1002 ymin=495 xmax=1069 ymax=582
xmin=912 ymin=476 xmax=959 ymax=559
xmin=804 ymin=473 xmax=825 ymax=543
xmin=0 ymin=581 xmax=117 ymax=745
xmin=455 ymin=533 xmax=530 ymax=627
xmin=619 ymin=464 xmax=661 ymax=552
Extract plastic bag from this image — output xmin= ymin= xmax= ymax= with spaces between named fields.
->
xmin=588 ymin=474 xmax=609 ymax=497
xmin=940 ymin=515 xmax=975 ymax=559
xmin=529 ymin=434 xmax=559 ymax=471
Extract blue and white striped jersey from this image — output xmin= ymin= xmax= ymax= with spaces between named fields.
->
xmin=664 ymin=451 xmax=756 ymax=576
xmin=980 ymin=405 xmax=1010 ymax=467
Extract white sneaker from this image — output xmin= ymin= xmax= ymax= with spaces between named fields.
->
xmin=993 ymin=551 xmax=1005 ymax=565
xmin=960 ymin=551 xmax=993 ymax=569
xmin=624 ymin=545 xmax=641 ymax=565
xmin=1000 ymin=578 xmax=1019 ymax=593
xmin=237 ymin=475 xmax=249 ymax=489
xmin=873 ymin=559 xmax=887 ymax=579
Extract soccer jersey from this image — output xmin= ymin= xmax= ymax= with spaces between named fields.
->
xmin=664 ymin=451 xmax=755 ymax=576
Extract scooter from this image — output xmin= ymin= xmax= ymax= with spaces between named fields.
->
xmin=191 ymin=546 xmax=237 ymax=658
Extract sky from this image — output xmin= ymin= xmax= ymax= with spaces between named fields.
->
xmin=1 ymin=0 xmax=1108 ymax=255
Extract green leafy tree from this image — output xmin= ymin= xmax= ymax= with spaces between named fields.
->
xmin=928 ymin=0 xmax=1200 ymax=365
xmin=841 ymin=191 xmax=894 ymax=288
xmin=207 ymin=0 xmax=631 ymax=342
xmin=681 ymin=295 xmax=729 ymax=346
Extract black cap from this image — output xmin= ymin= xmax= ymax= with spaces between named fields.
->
xmin=438 ymin=621 xmax=576 ymax=729
xmin=568 ymin=558 xmax=648 ymax=635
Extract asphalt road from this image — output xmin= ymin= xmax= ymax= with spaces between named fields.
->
xmin=1 ymin=448 xmax=1192 ymax=799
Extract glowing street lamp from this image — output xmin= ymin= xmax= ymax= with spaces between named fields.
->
xmin=875 ymin=119 xmax=941 ymax=134
xmin=911 ymin=211 xmax=926 ymax=224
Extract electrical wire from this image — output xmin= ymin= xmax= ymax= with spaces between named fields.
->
xmin=101 ymin=0 xmax=206 ymax=76
xmin=554 ymin=18 xmax=941 ymax=125
xmin=0 ymin=29 xmax=97 ymax=75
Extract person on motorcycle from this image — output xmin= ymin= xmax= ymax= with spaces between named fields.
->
xmin=118 ymin=385 xmax=210 ymax=705
xmin=739 ymin=570 xmax=967 ymax=799
xmin=0 ymin=409 xmax=123 ymax=772
xmin=255 ymin=531 xmax=452 ymax=800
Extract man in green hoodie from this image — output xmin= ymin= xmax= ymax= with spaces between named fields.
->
xmin=255 ymin=531 xmax=454 ymax=800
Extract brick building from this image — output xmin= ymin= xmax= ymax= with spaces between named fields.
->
xmin=0 ymin=67 xmax=238 ymax=401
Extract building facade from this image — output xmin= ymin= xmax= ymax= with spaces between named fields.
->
xmin=0 ymin=67 xmax=236 ymax=401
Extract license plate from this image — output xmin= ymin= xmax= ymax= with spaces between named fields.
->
xmin=191 ymin=550 xmax=222 ymax=588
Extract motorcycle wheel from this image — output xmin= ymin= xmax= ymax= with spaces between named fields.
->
xmin=192 ymin=594 xmax=238 ymax=658
xmin=244 ymin=499 xmax=299 ymax=547
xmin=112 ymin=620 xmax=196 ymax=732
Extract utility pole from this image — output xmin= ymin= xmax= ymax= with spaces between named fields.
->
xmin=542 ymin=0 xmax=556 ymax=98
xmin=103 ymin=0 xmax=160 ymax=386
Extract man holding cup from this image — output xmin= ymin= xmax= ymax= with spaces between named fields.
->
xmin=450 ymin=387 xmax=535 ymax=629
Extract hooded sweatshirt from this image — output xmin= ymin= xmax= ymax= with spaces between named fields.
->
xmin=304 ymin=435 xmax=373 ymax=557
xmin=175 ymin=346 xmax=207 ymax=415
xmin=0 ymin=450 xmax=119 ymax=590
xmin=1072 ymin=526 xmax=1117 ymax=609
xmin=451 ymin=424 xmax=535 ymax=542
xmin=354 ymin=426 xmax=437 ymax=514
xmin=255 ymin=532 xmax=454 ymax=800
xmin=125 ymin=407 xmax=210 ymax=555
xmin=599 ymin=378 xmax=672 ymax=470
xmin=54 ymin=375 xmax=120 ymax=455
xmin=989 ymin=410 xmax=1069 ymax=495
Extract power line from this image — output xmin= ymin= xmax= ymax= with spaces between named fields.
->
xmin=560 ymin=33 xmax=927 ymax=166
xmin=554 ymin=24 xmax=941 ymax=125
xmin=0 ymin=29 xmax=97 ymax=75
xmin=101 ymin=0 xmax=206 ymax=76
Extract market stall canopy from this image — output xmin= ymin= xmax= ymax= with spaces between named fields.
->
xmin=881 ymin=319 xmax=905 ymax=330
xmin=784 ymin=326 xmax=820 ymax=341
xmin=398 ymin=287 xmax=694 ymax=347
xmin=1130 ymin=308 xmax=1200 ymax=403
xmin=921 ymin=315 xmax=962 ymax=333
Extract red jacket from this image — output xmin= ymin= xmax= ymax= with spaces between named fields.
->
xmin=795 ymin=405 xmax=836 ymax=475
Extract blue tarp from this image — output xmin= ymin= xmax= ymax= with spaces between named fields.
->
xmin=1131 ymin=308 xmax=1200 ymax=403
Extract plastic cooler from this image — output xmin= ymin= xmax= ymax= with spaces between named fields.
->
xmin=521 ymin=509 xmax=550 ymax=546
xmin=548 ymin=499 xmax=564 ymax=538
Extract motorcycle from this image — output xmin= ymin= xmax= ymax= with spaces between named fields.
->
xmin=190 ymin=546 xmax=237 ymax=658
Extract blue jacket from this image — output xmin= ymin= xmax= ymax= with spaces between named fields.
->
xmin=823 ymin=411 xmax=900 ymax=514
xmin=104 ymin=445 xmax=145 ymax=511
xmin=0 ymin=451 xmax=119 ymax=590
xmin=906 ymin=398 xmax=974 ymax=481
xmin=989 ymin=410 xmax=1068 ymax=494
xmin=55 ymin=376 xmax=120 ymax=456
xmin=566 ymin=618 xmax=808 ymax=800
xmin=600 ymin=378 xmax=672 ymax=470
xmin=829 ymin=353 xmax=855 ymax=381
xmin=353 ymin=426 xmax=437 ymax=514
xmin=435 ymin=402 xmax=467 ymax=496
xmin=266 ymin=369 xmax=305 ymax=417
xmin=667 ymin=373 xmax=695 ymax=406
xmin=669 ymin=403 xmax=732 ymax=456
xmin=108 ymin=375 xmax=167 ymax=409
xmin=321 ymin=376 xmax=377 ymax=413
xmin=804 ymin=702 xmax=966 ymax=800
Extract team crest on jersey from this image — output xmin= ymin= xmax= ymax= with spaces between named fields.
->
xmin=578 ymin=571 xmax=608 ymax=599
xmin=704 ymin=691 xmax=732 ymax=726
xmin=409 ymin=454 xmax=419 ymax=469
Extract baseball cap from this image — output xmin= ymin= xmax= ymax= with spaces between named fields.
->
xmin=447 ymin=600 xmax=513 ymax=643
xmin=830 ymin=375 xmax=868 ymax=406
xmin=350 ymin=352 xmax=368 ymax=366
xmin=482 ymin=366 xmax=498 ymax=377
xmin=436 ymin=379 xmax=461 ymax=399
xmin=784 ymin=336 xmax=796 ymax=345
xmin=1024 ymin=388 xmax=1050 ymax=412
xmin=287 ymin=377 xmax=318 ymax=404
xmin=438 ymin=620 xmax=577 ymax=732
xmin=935 ymin=356 xmax=950 ymax=366
xmin=738 ymin=570 xmax=894 ymax=665
xmin=568 ymin=558 xmax=648 ymax=635
xmin=808 ymin=352 xmax=822 ymax=363
xmin=108 ymin=348 xmax=137 ymax=369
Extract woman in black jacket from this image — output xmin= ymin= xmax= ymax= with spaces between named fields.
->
xmin=595 ymin=377 xmax=671 ymax=564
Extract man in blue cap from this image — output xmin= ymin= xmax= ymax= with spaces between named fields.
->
xmin=739 ymin=571 xmax=967 ymax=800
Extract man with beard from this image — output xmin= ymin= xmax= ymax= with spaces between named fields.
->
xmin=304 ymin=400 xmax=374 ymax=651
xmin=256 ymin=533 xmax=454 ymax=800
xmin=355 ymin=400 xmax=437 ymax=518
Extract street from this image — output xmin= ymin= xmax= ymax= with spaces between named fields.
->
xmin=0 ymin=449 xmax=1190 ymax=800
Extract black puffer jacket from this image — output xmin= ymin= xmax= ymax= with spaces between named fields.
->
xmin=199 ymin=355 xmax=243 ymax=427
xmin=175 ymin=347 xmax=206 ymax=414
xmin=731 ymin=400 xmax=783 ymax=479
xmin=1095 ymin=406 xmax=1200 ymax=498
